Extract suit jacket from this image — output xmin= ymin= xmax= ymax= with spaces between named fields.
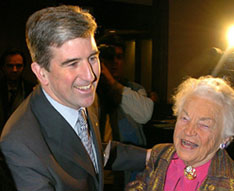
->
xmin=0 ymin=75 xmax=35 ymax=132
xmin=0 ymin=86 xmax=146 ymax=191
xmin=0 ymin=151 xmax=16 ymax=191
xmin=126 ymin=143 xmax=234 ymax=191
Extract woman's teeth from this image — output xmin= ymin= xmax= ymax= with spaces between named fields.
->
xmin=182 ymin=139 xmax=198 ymax=148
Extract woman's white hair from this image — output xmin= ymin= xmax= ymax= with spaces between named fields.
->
xmin=172 ymin=75 xmax=234 ymax=138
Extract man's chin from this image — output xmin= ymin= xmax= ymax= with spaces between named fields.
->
xmin=82 ymin=97 xmax=95 ymax=108
xmin=8 ymin=75 xmax=21 ymax=81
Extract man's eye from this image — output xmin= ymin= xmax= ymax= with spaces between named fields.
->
xmin=6 ymin=64 xmax=23 ymax=68
xmin=89 ymin=55 xmax=99 ymax=63
xmin=69 ymin=62 xmax=78 ymax=67
xmin=115 ymin=54 xmax=123 ymax=60
xmin=16 ymin=64 xmax=23 ymax=69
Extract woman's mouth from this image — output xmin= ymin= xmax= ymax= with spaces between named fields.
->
xmin=181 ymin=139 xmax=198 ymax=149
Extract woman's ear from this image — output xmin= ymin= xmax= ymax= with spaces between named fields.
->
xmin=31 ymin=62 xmax=49 ymax=86
xmin=224 ymin=136 xmax=234 ymax=147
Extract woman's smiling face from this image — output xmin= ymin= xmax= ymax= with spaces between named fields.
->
xmin=174 ymin=95 xmax=224 ymax=167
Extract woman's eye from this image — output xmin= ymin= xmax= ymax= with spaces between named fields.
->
xmin=181 ymin=116 xmax=188 ymax=121
xmin=199 ymin=123 xmax=209 ymax=129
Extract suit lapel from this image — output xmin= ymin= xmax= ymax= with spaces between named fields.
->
xmin=30 ymin=86 xmax=98 ymax=182
xmin=87 ymin=105 xmax=104 ymax=187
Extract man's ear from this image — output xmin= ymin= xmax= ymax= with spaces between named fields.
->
xmin=31 ymin=62 xmax=48 ymax=85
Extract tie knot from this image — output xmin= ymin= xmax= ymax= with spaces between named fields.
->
xmin=78 ymin=108 xmax=87 ymax=126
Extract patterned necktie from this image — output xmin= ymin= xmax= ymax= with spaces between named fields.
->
xmin=76 ymin=108 xmax=98 ymax=172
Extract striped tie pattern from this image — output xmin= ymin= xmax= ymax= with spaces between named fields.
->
xmin=76 ymin=108 xmax=97 ymax=172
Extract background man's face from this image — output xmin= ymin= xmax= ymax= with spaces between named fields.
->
xmin=4 ymin=54 xmax=24 ymax=81
xmin=104 ymin=46 xmax=124 ymax=81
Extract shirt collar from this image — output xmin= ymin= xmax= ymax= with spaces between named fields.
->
xmin=42 ymin=88 xmax=83 ymax=128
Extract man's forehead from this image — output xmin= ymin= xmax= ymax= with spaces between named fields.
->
xmin=115 ymin=46 xmax=123 ymax=53
xmin=6 ymin=54 xmax=23 ymax=63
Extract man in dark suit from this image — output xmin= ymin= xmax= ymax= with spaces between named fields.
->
xmin=0 ymin=5 xmax=148 ymax=191
xmin=0 ymin=49 xmax=35 ymax=132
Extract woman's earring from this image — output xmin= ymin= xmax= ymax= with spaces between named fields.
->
xmin=219 ymin=143 xmax=226 ymax=149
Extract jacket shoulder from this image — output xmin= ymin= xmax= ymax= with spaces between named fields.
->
xmin=151 ymin=143 xmax=174 ymax=157
xmin=1 ymin=93 xmax=39 ymax=145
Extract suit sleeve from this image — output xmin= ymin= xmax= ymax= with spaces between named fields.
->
xmin=0 ymin=151 xmax=17 ymax=191
xmin=105 ymin=141 xmax=147 ymax=171
xmin=1 ymin=139 xmax=55 ymax=191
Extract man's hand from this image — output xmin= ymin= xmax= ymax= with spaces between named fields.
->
xmin=146 ymin=149 xmax=152 ymax=165
xmin=101 ymin=62 xmax=116 ymax=86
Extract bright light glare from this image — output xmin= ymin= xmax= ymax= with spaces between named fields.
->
xmin=227 ymin=25 xmax=234 ymax=47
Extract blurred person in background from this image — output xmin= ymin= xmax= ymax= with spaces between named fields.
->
xmin=97 ymin=35 xmax=154 ymax=190
xmin=0 ymin=49 xmax=35 ymax=132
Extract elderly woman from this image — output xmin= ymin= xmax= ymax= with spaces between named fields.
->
xmin=126 ymin=76 xmax=234 ymax=191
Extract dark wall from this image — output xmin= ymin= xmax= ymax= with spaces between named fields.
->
xmin=94 ymin=2 xmax=153 ymax=31
xmin=0 ymin=0 xmax=55 ymax=83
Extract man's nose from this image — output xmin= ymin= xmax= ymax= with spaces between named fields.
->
xmin=81 ymin=61 xmax=96 ymax=82
xmin=12 ymin=65 xmax=18 ymax=72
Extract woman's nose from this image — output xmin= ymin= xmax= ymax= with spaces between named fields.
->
xmin=184 ymin=123 xmax=197 ymax=136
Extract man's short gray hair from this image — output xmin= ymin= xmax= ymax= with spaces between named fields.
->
xmin=26 ymin=5 xmax=97 ymax=71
